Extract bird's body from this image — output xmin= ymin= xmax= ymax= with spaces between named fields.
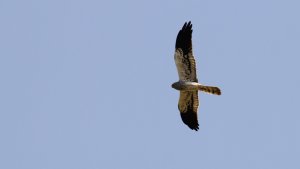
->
xmin=172 ymin=81 xmax=221 ymax=95
xmin=172 ymin=21 xmax=221 ymax=131
xmin=172 ymin=81 xmax=200 ymax=91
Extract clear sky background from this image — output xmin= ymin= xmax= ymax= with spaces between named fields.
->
xmin=1 ymin=0 xmax=300 ymax=169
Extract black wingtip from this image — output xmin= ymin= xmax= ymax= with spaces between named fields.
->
xmin=180 ymin=112 xmax=199 ymax=131
xmin=175 ymin=21 xmax=193 ymax=55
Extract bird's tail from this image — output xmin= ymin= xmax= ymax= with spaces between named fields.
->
xmin=198 ymin=85 xmax=221 ymax=95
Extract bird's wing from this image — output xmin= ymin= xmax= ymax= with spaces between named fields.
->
xmin=178 ymin=91 xmax=199 ymax=131
xmin=174 ymin=21 xmax=198 ymax=82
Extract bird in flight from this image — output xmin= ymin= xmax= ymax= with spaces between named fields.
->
xmin=172 ymin=21 xmax=221 ymax=131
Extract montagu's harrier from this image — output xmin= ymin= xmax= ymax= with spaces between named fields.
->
xmin=172 ymin=21 xmax=221 ymax=131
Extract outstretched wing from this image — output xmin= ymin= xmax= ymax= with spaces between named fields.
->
xmin=178 ymin=91 xmax=199 ymax=131
xmin=174 ymin=21 xmax=198 ymax=82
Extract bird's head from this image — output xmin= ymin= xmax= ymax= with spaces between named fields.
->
xmin=171 ymin=82 xmax=180 ymax=90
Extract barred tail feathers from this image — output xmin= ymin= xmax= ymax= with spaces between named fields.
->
xmin=198 ymin=85 xmax=221 ymax=95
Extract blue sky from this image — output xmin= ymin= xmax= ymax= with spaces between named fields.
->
xmin=1 ymin=0 xmax=300 ymax=169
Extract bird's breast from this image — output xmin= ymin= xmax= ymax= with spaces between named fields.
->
xmin=173 ymin=81 xmax=199 ymax=91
